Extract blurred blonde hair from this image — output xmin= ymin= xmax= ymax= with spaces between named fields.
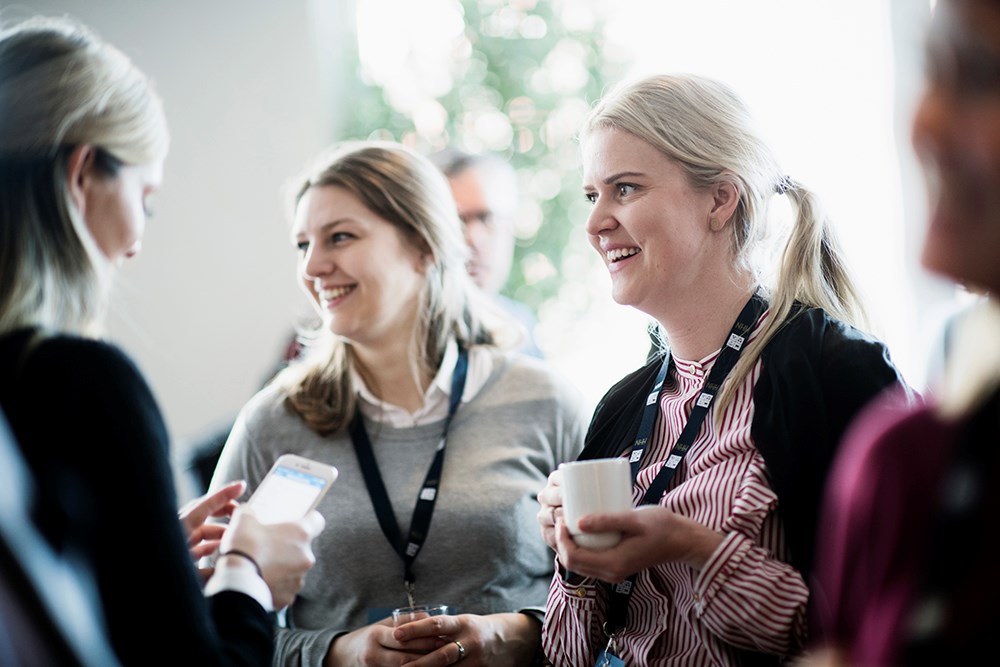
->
xmin=583 ymin=74 xmax=868 ymax=412
xmin=0 ymin=16 xmax=168 ymax=336
xmin=278 ymin=141 xmax=499 ymax=435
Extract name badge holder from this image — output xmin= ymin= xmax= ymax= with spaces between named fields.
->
xmin=349 ymin=346 xmax=469 ymax=608
xmin=597 ymin=293 xmax=766 ymax=665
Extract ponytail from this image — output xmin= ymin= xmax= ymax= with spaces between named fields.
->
xmin=716 ymin=177 xmax=869 ymax=414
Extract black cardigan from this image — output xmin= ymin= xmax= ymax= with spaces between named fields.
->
xmin=0 ymin=329 xmax=273 ymax=667
xmin=577 ymin=306 xmax=909 ymax=580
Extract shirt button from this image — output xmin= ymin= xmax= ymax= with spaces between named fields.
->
xmin=692 ymin=592 xmax=700 ymax=601
xmin=574 ymin=587 xmax=587 ymax=598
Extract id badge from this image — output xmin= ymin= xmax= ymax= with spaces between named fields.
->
xmin=594 ymin=649 xmax=625 ymax=667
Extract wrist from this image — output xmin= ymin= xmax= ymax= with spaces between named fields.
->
xmin=681 ymin=522 xmax=724 ymax=570
xmin=218 ymin=549 xmax=263 ymax=578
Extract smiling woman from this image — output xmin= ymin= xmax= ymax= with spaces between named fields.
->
xmin=211 ymin=141 xmax=591 ymax=667
xmin=293 ymin=185 xmax=429 ymax=384
xmin=535 ymin=74 xmax=911 ymax=666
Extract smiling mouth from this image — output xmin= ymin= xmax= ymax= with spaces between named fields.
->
xmin=607 ymin=248 xmax=640 ymax=262
xmin=319 ymin=285 xmax=355 ymax=301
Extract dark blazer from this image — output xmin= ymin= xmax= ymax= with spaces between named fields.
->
xmin=578 ymin=306 xmax=909 ymax=580
xmin=0 ymin=329 xmax=273 ymax=667
xmin=0 ymin=404 xmax=121 ymax=666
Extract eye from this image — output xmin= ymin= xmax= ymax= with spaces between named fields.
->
xmin=295 ymin=240 xmax=309 ymax=253
xmin=584 ymin=191 xmax=597 ymax=204
xmin=331 ymin=231 xmax=355 ymax=244
xmin=616 ymin=183 xmax=637 ymax=197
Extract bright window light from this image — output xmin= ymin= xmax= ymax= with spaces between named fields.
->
xmin=356 ymin=0 xmax=938 ymax=409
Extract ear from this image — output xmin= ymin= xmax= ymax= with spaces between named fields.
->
xmin=65 ymin=144 xmax=98 ymax=217
xmin=708 ymin=179 xmax=740 ymax=231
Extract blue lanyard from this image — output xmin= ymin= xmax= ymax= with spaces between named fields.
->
xmin=603 ymin=293 xmax=767 ymax=640
xmin=349 ymin=346 xmax=469 ymax=604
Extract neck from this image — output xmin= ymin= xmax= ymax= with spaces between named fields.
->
xmin=351 ymin=339 xmax=433 ymax=413
xmin=653 ymin=273 xmax=757 ymax=361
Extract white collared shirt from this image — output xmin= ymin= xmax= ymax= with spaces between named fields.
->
xmin=350 ymin=339 xmax=493 ymax=428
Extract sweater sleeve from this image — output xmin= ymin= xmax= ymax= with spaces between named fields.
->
xmin=274 ymin=626 xmax=345 ymax=667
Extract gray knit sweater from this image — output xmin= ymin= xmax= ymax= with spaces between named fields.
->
xmin=213 ymin=349 xmax=589 ymax=666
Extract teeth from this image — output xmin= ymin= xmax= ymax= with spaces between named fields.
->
xmin=607 ymin=247 xmax=640 ymax=262
xmin=319 ymin=285 xmax=354 ymax=300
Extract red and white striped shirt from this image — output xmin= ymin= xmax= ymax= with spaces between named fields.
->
xmin=544 ymin=315 xmax=809 ymax=665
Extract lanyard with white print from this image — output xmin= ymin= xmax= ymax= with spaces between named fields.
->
xmin=349 ymin=346 xmax=468 ymax=607
xmin=598 ymin=292 xmax=767 ymax=661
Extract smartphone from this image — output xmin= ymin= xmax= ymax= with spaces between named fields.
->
xmin=246 ymin=454 xmax=338 ymax=524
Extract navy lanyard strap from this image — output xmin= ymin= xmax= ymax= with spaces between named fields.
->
xmin=348 ymin=346 xmax=469 ymax=589
xmin=604 ymin=292 xmax=767 ymax=639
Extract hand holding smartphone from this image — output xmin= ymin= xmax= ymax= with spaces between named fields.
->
xmin=246 ymin=454 xmax=337 ymax=524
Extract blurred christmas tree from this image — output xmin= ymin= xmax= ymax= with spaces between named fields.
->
xmin=330 ymin=0 xmax=628 ymax=314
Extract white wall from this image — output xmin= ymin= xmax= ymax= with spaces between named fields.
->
xmin=2 ymin=0 xmax=338 ymax=498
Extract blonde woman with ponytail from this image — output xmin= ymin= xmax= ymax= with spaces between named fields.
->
xmin=536 ymin=74 xmax=908 ymax=666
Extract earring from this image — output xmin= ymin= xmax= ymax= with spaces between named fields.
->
xmin=710 ymin=217 xmax=725 ymax=231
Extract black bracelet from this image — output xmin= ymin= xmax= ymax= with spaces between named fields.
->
xmin=219 ymin=549 xmax=262 ymax=578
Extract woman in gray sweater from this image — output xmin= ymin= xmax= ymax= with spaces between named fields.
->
xmin=212 ymin=141 xmax=588 ymax=667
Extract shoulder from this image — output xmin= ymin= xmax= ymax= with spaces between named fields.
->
xmin=766 ymin=306 xmax=899 ymax=371
xmin=762 ymin=306 xmax=907 ymax=390
xmin=233 ymin=382 xmax=293 ymax=432
xmin=767 ymin=306 xmax=886 ymax=355
xmin=474 ymin=346 xmax=589 ymax=414
xmin=16 ymin=333 xmax=157 ymax=405
xmin=480 ymin=346 xmax=566 ymax=393
xmin=32 ymin=333 xmax=144 ymax=377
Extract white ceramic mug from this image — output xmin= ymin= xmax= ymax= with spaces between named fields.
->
xmin=560 ymin=458 xmax=633 ymax=550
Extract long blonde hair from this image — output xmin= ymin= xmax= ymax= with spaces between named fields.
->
xmin=584 ymin=74 xmax=868 ymax=411
xmin=0 ymin=17 xmax=168 ymax=336
xmin=279 ymin=141 xmax=496 ymax=435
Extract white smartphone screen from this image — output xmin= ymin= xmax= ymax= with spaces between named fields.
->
xmin=248 ymin=462 xmax=333 ymax=524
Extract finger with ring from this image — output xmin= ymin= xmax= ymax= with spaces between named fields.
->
xmin=454 ymin=640 xmax=466 ymax=662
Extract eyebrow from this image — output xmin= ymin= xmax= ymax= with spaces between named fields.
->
xmin=582 ymin=171 xmax=646 ymax=190
xmin=603 ymin=171 xmax=645 ymax=184
xmin=292 ymin=218 xmax=353 ymax=240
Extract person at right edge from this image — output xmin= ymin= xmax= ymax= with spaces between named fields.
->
xmin=806 ymin=1 xmax=1000 ymax=664
xmin=535 ymin=73 xmax=911 ymax=665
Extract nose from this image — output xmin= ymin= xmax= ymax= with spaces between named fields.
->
xmin=301 ymin=243 xmax=332 ymax=282
xmin=585 ymin=197 xmax=619 ymax=239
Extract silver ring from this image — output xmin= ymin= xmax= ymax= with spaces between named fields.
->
xmin=454 ymin=640 xmax=466 ymax=661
